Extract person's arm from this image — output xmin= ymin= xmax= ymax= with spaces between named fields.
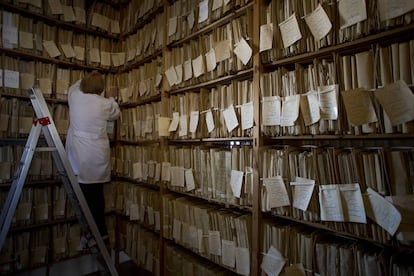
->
xmin=68 ymin=80 xmax=81 ymax=97
xmin=106 ymin=98 xmax=120 ymax=121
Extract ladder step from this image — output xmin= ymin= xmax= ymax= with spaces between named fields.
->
xmin=35 ymin=147 xmax=57 ymax=152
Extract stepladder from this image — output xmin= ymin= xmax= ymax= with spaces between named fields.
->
xmin=0 ymin=87 xmax=118 ymax=276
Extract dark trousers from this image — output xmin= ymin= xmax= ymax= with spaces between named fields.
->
xmin=79 ymin=183 xmax=108 ymax=237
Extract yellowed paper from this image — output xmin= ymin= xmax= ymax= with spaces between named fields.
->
xmin=20 ymin=73 xmax=35 ymax=90
xmin=223 ymin=104 xmax=239 ymax=132
xmin=62 ymin=5 xmax=76 ymax=22
xmin=342 ymin=88 xmax=378 ymax=126
xmin=261 ymin=246 xmax=286 ymax=276
xmin=338 ymin=0 xmax=367 ymax=29
xmin=304 ymin=4 xmax=332 ymax=41
xmin=168 ymin=16 xmax=177 ymax=37
xmin=279 ymin=13 xmax=302 ymax=48
xmin=192 ymin=55 xmax=205 ymax=78
xmin=262 ymin=96 xmax=281 ymax=126
xmin=184 ymin=59 xmax=193 ymax=81
xmin=281 ymin=95 xmax=300 ymax=127
xmin=43 ymin=40 xmax=61 ymax=58
xmin=165 ymin=66 xmax=178 ymax=86
xmin=221 ymin=240 xmax=236 ymax=268
xmin=215 ymin=40 xmax=231 ymax=62
xmin=264 ymin=176 xmax=290 ymax=208
xmin=378 ymin=0 xmax=414 ymax=21
xmin=290 ymin=177 xmax=315 ymax=212
xmin=19 ymin=31 xmax=34 ymax=49
xmin=60 ymin=44 xmax=76 ymax=58
xmin=47 ymin=0 xmax=63 ymax=15
xmin=241 ymin=101 xmax=253 ymax=130
xmin=339 ymin=183 xmax=366 ymax=223
xmin=319 ymin=184 xmax=344 ymax=222
xmin=260 ymin=23 xmax=273 ymax=52
xmin=299 ymin=90 xmax=320 ymax=126
xmin=230 ymin=170 xmax=244 ymax=198
xmin=168 ymin=112 xmax=180 ymax=132
xmin=365 ymin=187 xmax=401 ymax=236
xmin=205 ymin=48 xmax=217 ymax=72
xmin=375 ymin=80 xmax=414 ymax=126
xmin=189 ymin=111 xmax=199 ymax=133
xmin=233 ymin=37 xmax=252 ymax=65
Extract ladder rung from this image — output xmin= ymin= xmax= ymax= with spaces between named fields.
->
xmin=35 ymin=147 xmax=57 ymax=152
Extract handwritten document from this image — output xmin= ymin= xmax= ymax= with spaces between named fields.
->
xmin=319 ymin=85 xmax=338 ymax=120
xmin=222 ymin=240 xmax=236 ymax=268
xmin=185 ymin=169 xmax=195 ymax=191
xmin=223 ymin=104 xmax=239 ymax=132
xmin=262 ymin=96 xmax=281 ymax=126
xmin=261 ymin=246 xmax=286 ymax=276
xmin=281 ymin=95 xmax=300 ymax=127
xmin=339 ymin=183 xmax=366 ymax=223
xmin=264 ymin=176 xmax=290 ymax=208
xmin=241 ymin=101 xmax=254 ymax=130
xmin=304 ymin=4 xmax=332 ymax=41
xmin=4 ymin=70 xmax=19 ymax=89
xmin=43 ymin=40 xmax=61 ymax=58
xmin=260 ymin=23 xmax=273 ymax=52
xmin=192 ymin=55 xmax=205 ymax=78
xmin=205 ymin=110 xmax=215 ymax=133
xmin=319 ymin=184 xmax=344 ymax=222
xmin=208 ymin=230 xmax=221 ymax=256
xmin=365 ymin=187 xmax=401 ymax=236
xmin=338 ymin=0 xmax=367 ymax=29
xmin=378 ymin=0 xmax=414 ymax=21
xmin=184 ymin=59 xmax=193 ymax=81
xmin=300 ymin=90 xmax=320 ymax=126
xmin=279 ymin=13 xmax=302 ymax=48
xmin=290 ymin=177 xmax=315 ymax=212
xmin=205 ymin=48 xmax=217 ymax=72
xmin=198 ymin=0 xmax=209 ymax=23
xmin=342 ymin=88 xmax=378 ymax=126
xmin=236 ymin=247 xmax=250 ymax=275
xmin=233 ymin=37 xmax=252 ymax=65
xmin=189 ymin=111 xmax=199 ymax=133
xmin=230 ymin=169 xmax=244 ymax=198
xmin=168 ymin=112 xmax=179 ymax=132
xmin=165 ymin=66 xmax=178 ymax=86
xmin=375 ymin=80 xmax=414 ymax=126
xmin=215 ymin=40 xmax=231 ymax=62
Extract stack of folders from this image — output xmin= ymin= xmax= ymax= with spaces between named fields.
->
xmin=88 ymin=2 xmax=120 ymax=35
xmin=0 ymin=236 xmax=13 ymax=273
xmin=113 ymin=145 xmax=162 ymax=186
xmin=260 ymin=58 xmax=339 ymax=137
xmin=30 ymin=228 xmax=49 ymax=267
xmin=166 ymin=0 xmax=251 ymax=45
xmin=340 ymin=44 xmax=414 ymax=135
xmin=261 ymin=219 xmax=414 ymax=275
xmin=68 ymin=223 xmax=82 ymax=257
xmin=125 ymin=223 xmax=160 ymax=275
xmin=104 ymin=182 xmax=117 ymax=213
xmin=166 ymin=145 xmax=253 ymax=207
xmin=118 ymin=58 xmax=162 ymax=103
xmin=0 ymin=145 xmax=13 ymax=183
xmin=261 ymin=144 xmax=414 ymax=246
xmin=119 ymin=0 xmax=162 ymax=34
xmin=162 ymin=195 xmax=252 ymax=275
xmin=53 ymin=185 xmax=67 ymax=220
xmin=166 ymin=80 xmax=253 ymax=139
xmin=13 ymin=0 xmax=42 ymax=14
xmin=164 ymin=243 xmax=234 ymax=276
xmin=52 ymin=224 xmax=68 ymax=261
xmin=260 ymin=0 xmax=335 ymax=63
xmin=14 ymin=232 xmax=30 ymax=271
xmin=121 ymin=184 xmax=161 ymax=232
xmin=33 ymin=187 xmax=51 ymax=224
xmin=165 ymin=12 xmax=253 ymax=91
xmin=117 ymin=102 xmax=161 ymax=141
xmin=55 ymin=68 xmax=71 ymax=100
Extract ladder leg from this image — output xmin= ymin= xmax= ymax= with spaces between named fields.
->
xmin=0 ymin=123 xmax=42 ymax=250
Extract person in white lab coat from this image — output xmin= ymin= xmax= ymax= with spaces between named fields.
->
xmin=65 ymin=71 xmax=120 ymax=248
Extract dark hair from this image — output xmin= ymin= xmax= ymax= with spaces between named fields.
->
xmin=80 ymin=71 xmax=104 ymax=95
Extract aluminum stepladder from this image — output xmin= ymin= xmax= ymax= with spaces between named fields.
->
xmin=0 ymin=87 xmax=118 ymax=276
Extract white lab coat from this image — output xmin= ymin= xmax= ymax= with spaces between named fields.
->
xmin=65 ymin=80 xmax=120 ymax=184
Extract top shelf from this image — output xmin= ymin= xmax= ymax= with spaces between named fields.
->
xmin=0 ymin=2 xmax=119 ymax=40
xmin=263 ymin=24 xmax=414 ymax=69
